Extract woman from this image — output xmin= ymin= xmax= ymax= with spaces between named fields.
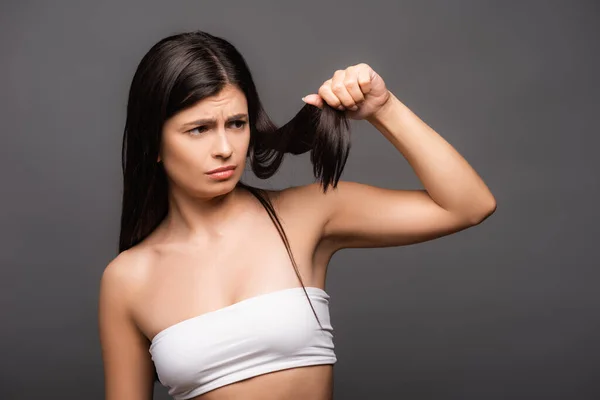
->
xmin=98 ymin=30 xmax=496 ymax=400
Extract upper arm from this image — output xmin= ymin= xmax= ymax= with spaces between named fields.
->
xmin=305 ymin=180 xmax=495 ymax=252
xmin=98 ymin=253 xmax=155 ymax=400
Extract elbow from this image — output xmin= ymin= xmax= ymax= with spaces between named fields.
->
xmin=469 ymin=197 xmax=497 ymax=225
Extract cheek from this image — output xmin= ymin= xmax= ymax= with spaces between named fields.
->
xmin=219 ymin=128 xmax=250 ymax=159
xmin=166 ymin=139 xmax=207 ymax=166
xmin=236 ymin=130 xmax=251 ymax=153
xmin=161 ymin=140 xmax=208 ymax=182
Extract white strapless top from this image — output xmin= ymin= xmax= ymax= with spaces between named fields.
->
xmin=149 ymin=286 xmax=337 ymax=399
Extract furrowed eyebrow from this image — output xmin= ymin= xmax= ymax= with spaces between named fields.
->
xmin=181 ymin=113 xmax=248 ymax=128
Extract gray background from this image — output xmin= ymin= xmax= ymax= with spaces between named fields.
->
xmin=1 ymin=0 xmax=598 ymax=399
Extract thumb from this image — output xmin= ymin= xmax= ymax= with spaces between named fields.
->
xmin=301 ymin=94 xmax=323 ymax=109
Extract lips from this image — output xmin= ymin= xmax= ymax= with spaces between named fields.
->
xmin=206 ymin=165 xmax=236 ymax=174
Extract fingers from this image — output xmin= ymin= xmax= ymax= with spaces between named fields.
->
xmin=331 ymin=69 xmax=357 ymax=110
xmin=318 ymin=78 xmax=342 ymax=110
xmin=357 ymin=64 xmax=372 ymax=96
xmin=302 ymin=94 xmax=324 ymax=108
xmin=316 ymin=64 xmax=372 ymax=111
xmin=340 ymin=66 xmax=366 ymax=107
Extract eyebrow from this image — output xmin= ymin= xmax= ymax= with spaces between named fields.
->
xmin=180 ymin=113 xmax=248 ymax=128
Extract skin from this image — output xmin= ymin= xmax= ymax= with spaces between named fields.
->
xmin=99 ymin=64 xmax=496 ymax=399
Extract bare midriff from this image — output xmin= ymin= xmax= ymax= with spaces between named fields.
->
xmin=192 ymin=364 xmax=333 ymax=400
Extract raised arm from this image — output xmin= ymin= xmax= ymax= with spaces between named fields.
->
xmin=299 ymin=63 xmax=496 ymax=253
xmin=98 ymin=253 xmax=155 ymax=400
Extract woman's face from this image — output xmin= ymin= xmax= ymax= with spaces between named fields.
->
xmin=159 ymin=85 xmax=250 ymax=199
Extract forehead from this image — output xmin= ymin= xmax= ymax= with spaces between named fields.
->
xmin=168 ymin=85 xmax=248 ymax=127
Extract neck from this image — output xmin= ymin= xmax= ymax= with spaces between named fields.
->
xmin=159 ymin=183 xmax=247 ymax=243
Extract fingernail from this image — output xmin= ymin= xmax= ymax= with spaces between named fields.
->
xmin=337 ymin=105 xmax=345 ymax=110
xmin=301 ymin=97 xmax=307 ymax=103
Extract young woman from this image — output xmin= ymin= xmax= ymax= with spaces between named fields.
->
xmin=98 ymin=30 xmax=496 ymax=400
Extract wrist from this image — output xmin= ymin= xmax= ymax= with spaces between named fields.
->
xmin=366 ymin=91 xmax=407 ymax=125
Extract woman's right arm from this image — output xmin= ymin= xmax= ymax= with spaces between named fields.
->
xmin=98 ymin=254 xmax=155 ymax=400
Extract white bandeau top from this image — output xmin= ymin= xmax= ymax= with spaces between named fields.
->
xmin=149 ymin=286 xmax=337 ymax=399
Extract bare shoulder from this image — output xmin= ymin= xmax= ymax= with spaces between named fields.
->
xmin=264 ymin=182 xmax=334 ymax=229
xmin=100 ymin=248 xmax=152 ymax=295
xmin=267 ymin=181 xmax=370 ymax=223
xmin=99 ymin=249 xmax=155 ymax=399
xmin=267 ymin=181 xmax=332 ymax=210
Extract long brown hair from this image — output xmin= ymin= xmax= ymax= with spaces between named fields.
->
xmin=119 ymin=30 xmax=351 ymax=381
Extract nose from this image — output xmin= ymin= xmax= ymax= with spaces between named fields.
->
xmin=211 ymin=129 xmax=233 ymax=159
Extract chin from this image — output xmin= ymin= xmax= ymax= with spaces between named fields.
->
xmin=208 ymin=176 xmax=240 ymax=193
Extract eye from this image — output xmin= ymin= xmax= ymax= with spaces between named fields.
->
xmin=186 ymin=120 xmax=247 ymax=136
xmin=187 ymin=126 xmax=208 ymax=136
xmin=232 ymin=120 xmax=247 ymax=129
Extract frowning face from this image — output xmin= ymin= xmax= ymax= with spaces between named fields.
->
xmin=159 ymin=85 xmax=250 ymax=199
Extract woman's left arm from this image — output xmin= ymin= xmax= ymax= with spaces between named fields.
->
xmin=301 ymin=63 xmax=496 ymax=250
xmin=365 ymin=90 xmax=496 ymax=222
